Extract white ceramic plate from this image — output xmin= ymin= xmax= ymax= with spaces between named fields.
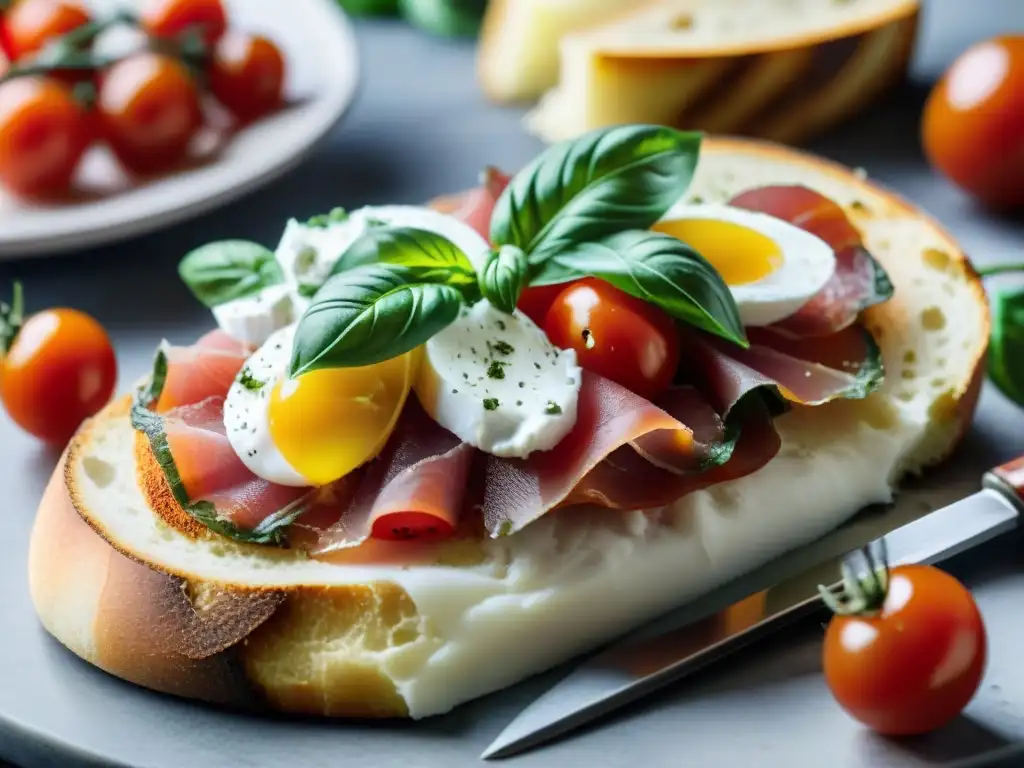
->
xmin=0 ymin=0 xmax=360 ymax=259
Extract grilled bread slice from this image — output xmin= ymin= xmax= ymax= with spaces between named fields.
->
xmin=29 ymin=136 xmax=988 ymax=720
xmin=523 ymin=0 xmax=919 ymax=146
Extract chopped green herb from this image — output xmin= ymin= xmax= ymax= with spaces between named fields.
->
xmin=498 ymin=520 xmax=513 ymax=537
xmin=492 ymin=340 xmax=514 ymax=355
xmin=545 ymin=401 xmax=562 ymax=415
xmin=484 ymin=398 xmax=500 ymax=411
xmin=238 ymin=368 xmax=266 ymax=391
xmin=496 ymin=320 xmax=506 ymax=331
xmin=451 ymin=388 xmax=459 ymax=394
xmin=487 ymin=360 xmax=508 ymax=379
xmin=305 ymin=207 xmax=348 ymax=228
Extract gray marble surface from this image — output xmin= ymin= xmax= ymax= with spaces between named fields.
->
xmin=4 ymin=8 xmax=1024 ymax=768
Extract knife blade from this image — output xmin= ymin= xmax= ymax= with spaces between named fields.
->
xmin=481 ymin=461 xmax=1024 ymax=761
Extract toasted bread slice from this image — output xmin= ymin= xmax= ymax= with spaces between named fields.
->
xmin=524 ymin=0 xmax=919 ymax=146
xmin=29 ymin=137 xmax=988 ymax=720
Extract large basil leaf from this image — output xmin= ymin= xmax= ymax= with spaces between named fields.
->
xmin=329 ymin=226 xmax=478 ymax=296
xmin=491 ymin=125 xmax=701 ymax=260
xmin=532 ymin=230 xmax=747 ymax=347
xmin=480 ymin=245 xmax=528 ymax=314
xmin=989 ymin=287 xmax=1024 ymax=407
xmin=290 ymin=263 xmax=465 ymax=376
xmin=178 ymin=240 xmax=284 ymax=308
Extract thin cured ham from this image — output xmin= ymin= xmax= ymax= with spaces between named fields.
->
xmin=311 ymin=402 xmax=475 ymax=553
xmin=154 ymin=330 xmax=251 ymax=412
xmin=157 ymin=398 xmax=310 ymax=530
xmin=685 ymin=324 xmax=883 ymax=407
xmin=729 ymin=185 xmax=893 ymax=338
xmin=480 ymin=371 xmax=780 ymax=536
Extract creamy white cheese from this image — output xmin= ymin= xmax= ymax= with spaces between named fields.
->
xmin=223 ymin=324 xmax=309 ymax=487
xmin=275 ymin=205 xmax=492 ymax=312
xmin=415 ymin=300 xmax=582 ymax=458
xmin=211 ymin=284 xmax=295 ymax=347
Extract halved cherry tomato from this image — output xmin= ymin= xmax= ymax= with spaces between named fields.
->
xmin=823 ymin=560 xmax=986 ymax=736
xmin=3 ymin=0 xmax=90 ymax=61
xmin=97 ymin=52 xmax=202 ymax=176
xmin=208 ymin=32 xmax=285 ymax=123
xmin=543 ymin=277 xmax=680 ymax=400
xmin=516 ymin=283 xmax=566 ymax=327
xmin=0 ymin=284 xmax=117 ymax=444
xmin=140 ymin=0 xmax=227 ymax=46
xmin=923 ymin=35 xmax=1024 ymax=209
xmin=0 ymin=76 xmax=89 ymax=198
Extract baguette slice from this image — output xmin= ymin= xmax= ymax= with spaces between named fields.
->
xmin=29 ymin=137 xmax=988 ymax=720
xmin=525 ymin=0 xmax=919 ymax=146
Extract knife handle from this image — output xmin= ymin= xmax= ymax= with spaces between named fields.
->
xmin=983 ymin=456 xmax=1024 ymax=512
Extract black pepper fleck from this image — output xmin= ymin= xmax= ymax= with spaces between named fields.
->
xmin=496 ymin=320 xmax=506 ymax=331
xmin=518 ymin=381 xmax=525 ymax=388
xmin=534 ymin=362 xmax=542 ymax=370
xmin=493 ymin=340 xmax=514 ymax=355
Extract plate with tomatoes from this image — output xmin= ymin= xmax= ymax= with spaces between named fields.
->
xmin=0 ymin=0 xmax=360 ymax=259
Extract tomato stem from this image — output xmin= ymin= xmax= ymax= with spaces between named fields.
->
xmin=0 ymin=280 xmax=24 ymax=357
xmin=818 ymin=538 xmax=891 ymax=617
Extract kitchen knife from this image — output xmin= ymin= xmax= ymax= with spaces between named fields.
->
xmin=481 ymin=456 xmax=1024 ymax=761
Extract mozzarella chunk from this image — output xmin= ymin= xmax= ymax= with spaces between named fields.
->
xmin=223 ymin=324 xmax=309 ymax=487
xmin=275 ymin=205 xmax=492 ymax=311
xmin=415 ymin=300 xmax=582 ymax=459
xmin=212 ymin=284 xmax=295 ymax=346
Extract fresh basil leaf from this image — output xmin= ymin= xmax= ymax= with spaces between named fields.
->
xmin=989 ymin=288 xmax=1024 ymax=407
xmin=179 ymin=240 xmax=284 ymax=308
xmin=0 ymin=280 xmax=24 ymax=355
xmin=491 ymin=125 xmax=701 ymax=260
xmin=398 ymin=0 xmax=487 ymax=37
xmin=336 ymin=0 xmax=399 ymax=15
xmin=533 ymin=230 xmax=748 ymax=347
xmin=290 ymin=263 xmax=465 ymax=376
xmin=330 ymin=226 xmax=478 ymax=294
xmin=480 ymin=245 xmax=528 ymax=314
xmin=135 ymin=346 xmax=170 ymax=408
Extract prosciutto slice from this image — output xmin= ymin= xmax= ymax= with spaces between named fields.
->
xmin=148 ymin=397 xmax=311 ymax=531
xmin=480 ymin=371 xmax=779 ymax=536
xmin=729 ymin=185 xmax=893 ymax=337
xmin=686 ymin=324 xmax=883 ymax=407
xmin=427 ymin=166 xmax=510 ymax=241
xmin=310 ymin=401 xmax=476 ymax=553
xmin=155 ymin=330 xmax=251 ymax=413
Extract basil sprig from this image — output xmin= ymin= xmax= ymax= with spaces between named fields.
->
xmin=532 ymin=231 xmax=746 ymax=344
xmin=287 ymin=124 xmax=748 ymax=375
xmin=480 ymin=245 xmax=529 ymax=314
xmin=290 ymin=262 xmax=466 ymax=376
xmin=330 ymin=226 xmax=478 ymax=292
xmin=179 ymin=240 xmax=284 ymax=308
xmin=491 ymin=125 xmax=702 ymax=262
xmin=983 ymin=265 xmax=1024 ymax=406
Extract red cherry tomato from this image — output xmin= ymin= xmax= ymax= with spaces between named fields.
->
xmin=823 ymin=562 xmax=986 ymax=736
xmin=97 ymin=52 xmax=202 ymax=176
xmin=208 ymin=32 xmax=285 ymax=123
xmin=516 ymin=283 xmax=566 ymax=327
xmin=0 ymin=76 xmax=89 ymax=199
xmin=543 ymin=277 xmax=680 ymax=400
xmin=140 ymin=0 xmax=227 ymax=45
xmin=0 ymin=286 xmax=117 ymax=445
xmin=922 ymin=35 xmax=1024 ymax=209
xmin=3 ymin=0 xmax=89 ymax=61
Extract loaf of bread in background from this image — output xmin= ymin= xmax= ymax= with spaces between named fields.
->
xmin=483 ymin=0 xmax=920 ymax=146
